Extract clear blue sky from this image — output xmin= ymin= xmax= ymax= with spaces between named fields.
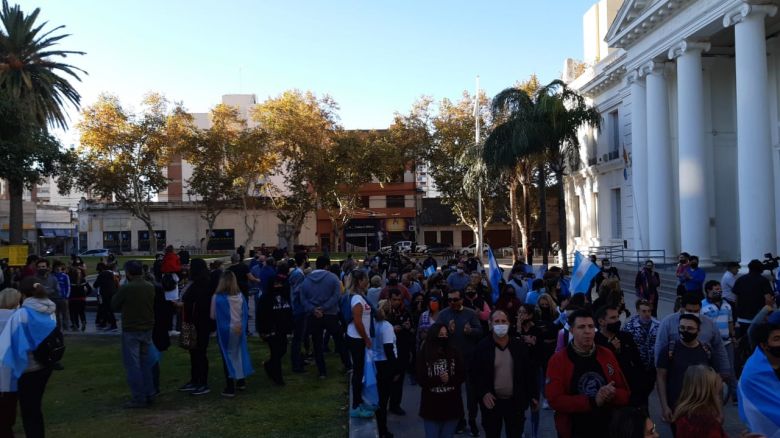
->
xmin=21 ymin=0 xmax=596 ymax=141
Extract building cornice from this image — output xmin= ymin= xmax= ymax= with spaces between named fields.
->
xmin=607 ymin=0 xmax=698 ymax=48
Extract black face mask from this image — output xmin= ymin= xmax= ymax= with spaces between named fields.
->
xmin=710 ymin=292 xmax=722 ymax=301
xmin=466 ymin=292 xmax=476 ymax=298
xmin=37 ymin=269 xmax=47 ymax=276
xmin=606 ymin=321 xmax=621 ymax=333
xmin=690 ymin=263 xmax=699 ymax=269
xmin=388 ymin=279 xmax=399 ymax=286
xmin=437 ymin=337 xmax=448 ymax=348
xmin=767 ymin=345 xmax=780 ymax=359
xmin=679 ymin=330 xmax=698 ymax=343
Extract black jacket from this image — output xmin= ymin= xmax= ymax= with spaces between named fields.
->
xmin=182 ymin=276 xmax=215 ymax=349
xmin=257 ymin=274 xmax=293 ymax=336
xmin=471 ymin=336 xmax=539 ymax=410
xmin=595 ymin=330 xmax=645 ymax=406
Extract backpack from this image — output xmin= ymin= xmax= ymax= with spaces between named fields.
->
xmin=340 ymin=293 xmax=375 ymax=337
xmin=667 ymin=339 xmax=711 ymax=364
xmin=33 ymin=327 xmax=66 ymax=367
xmin=161 ymin=273 xmax=177 ymax=291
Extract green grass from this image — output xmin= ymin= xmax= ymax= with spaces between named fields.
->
xmin=27 ymin=335 xmax=348 ymax=438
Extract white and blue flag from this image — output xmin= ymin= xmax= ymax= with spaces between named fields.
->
xmin=487 ymin=246 xmax=502 ymax=304
xmin=0 ymin=305 xmax=56 ymax=392
xmin=569 ymin=251 xmax=600 ymax=295
xmin=738 ymin=348 xmax=780 ymax=437
xmin=424 ymin=265 xmax=436 ymax=278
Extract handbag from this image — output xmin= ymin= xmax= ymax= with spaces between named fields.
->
xmin=179 ymin=307 xmax=198 ymax=350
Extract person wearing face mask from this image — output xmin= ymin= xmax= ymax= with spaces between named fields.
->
xmin=595 ymin=306 xmax=645 ymax=407
xmin=680 ymin=255 xmax=705 ymax=301
xmin=621 ymin=300 xmax=660 ymax=408
xmin=656 ymin=314 xmax=721 ymax=430
xmin=654 ymin=292 xmax=732 ymax=383
xmin=495 ymin=285 xmax=521 ymax=333
xmin=446 ymin=263 xmax=470 ymax=293
xmin=635 ymin=260 xmax=661 ymax=317
xmin=738 ymin=316 xmax=780 ymax=436
xmin=507 ymin=265 xmax=530 ymax=304
xmin=417 ymin=323 xmax=465 ymax=438
xmin=701 ymin=280 xmax=737 ymax=405
xmin=438 ymin=289 xmax=483 ymax=435
xmin=417 ymin=292 xmax=442 ymax=352
xmin=472 ymin=309 xmax=539 ymax=438
xmin=380 ymin=272 xmax=411 ymax=305
xmin=463 ymin=285 xmax=490 ymax=334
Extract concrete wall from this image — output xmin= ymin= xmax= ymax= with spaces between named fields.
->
xmin=80 ymin=206 xmax=317 ymax=252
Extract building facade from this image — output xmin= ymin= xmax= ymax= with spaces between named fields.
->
xmin=565 ymin=0 xmax=780 ymax=266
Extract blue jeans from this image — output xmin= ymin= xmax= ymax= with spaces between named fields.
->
xmin=121 ymin=330 xmax=154 ymax=403
xmin=423 ymin=419 xmax=458 ymax=438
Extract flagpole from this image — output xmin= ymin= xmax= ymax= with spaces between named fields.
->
xmin=476 ymin=75 xmax=484 ymax=263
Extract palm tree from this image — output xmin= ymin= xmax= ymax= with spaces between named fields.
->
xmin=485 ymin=79 xmax=599 ymax=269
xmin=0 ymin=0 xmax=85 ymax=244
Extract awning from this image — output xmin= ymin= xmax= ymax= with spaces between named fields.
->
xmin=39 ymin=229 xmax=74 ymax=238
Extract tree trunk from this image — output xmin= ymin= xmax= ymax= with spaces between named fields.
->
xmin=8 ymin=178 xmax=24 ymax=245
xmin=205 ymin=216 xmax=217 ymax=254
xmin=538 ymin=163 xmax=549 ymax=266
xmin=241 ymin=195 xmax=258 ymax=249
xmin=556 ymin=172 xmax=568 ymax=271
xmin=508 ymin=176 xmax=520 ymax=264
xmin=520 ymin=179 xmax=532 ymax=265
xmin=140 ymin=218 xmax=157 ymax=256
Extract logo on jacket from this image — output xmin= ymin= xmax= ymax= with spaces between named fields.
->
xmin=577 ymin=372 xmax=606 ymax=397
xmin=607 ymin=363 xmax=615 ymax=376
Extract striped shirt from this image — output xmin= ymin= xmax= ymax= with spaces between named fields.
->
xmin=701 ymin=298 xmax=733 ymax=345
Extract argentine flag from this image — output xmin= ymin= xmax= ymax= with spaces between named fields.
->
xmin=569 ymin=251 xmax=600 ymax=295
xmin=738 ymin=348 xmax=780 ymax=437
xmin=424 ymin=265 xmax=436 ymax=278
xmin=487 ymin=246 xmax=503 ymax=304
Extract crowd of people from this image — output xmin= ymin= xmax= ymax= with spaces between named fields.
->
xmin=0 ymin=246 xmax=779 ymax=438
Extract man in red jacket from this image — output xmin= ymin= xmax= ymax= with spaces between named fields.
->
xmin=545 ymin=308 xmax=630 ymax=438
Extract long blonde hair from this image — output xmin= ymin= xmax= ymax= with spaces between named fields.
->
xmin=672 ymin=365 xmax=722 ymax=422
xmin=217 ymin=271 xmax=240 ymax=296
xmin=537 ymin=293 xmax=560 ymax=320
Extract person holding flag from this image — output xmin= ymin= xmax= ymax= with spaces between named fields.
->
xmin=0 ymin=277 xmax=58 ymax=437
xmin=487 ymin=247 xmax=503 ymax=306
xmin=569 ymin=252 xmax=601 ymax=296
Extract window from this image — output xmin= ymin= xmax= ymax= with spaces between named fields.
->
xmin=137 ymin=230 xmax=167 ymax=251
xmin=440 ymin=230 xmax=454 ymax=245
xmin=207 ymin=229 xmax=235 ymax=251
xmin=593 ymin=193 xmax=599 ymax=237
xmin=386 ymin=195 xmax=405 ymax=208
xmin=609 ymin=110 xmax=620 ymax=156
xmin=611 ymin=189 xmax=622 ymax=239
xmin=360 ymin=196 xmax=370 ymax=208
xmin=573 ymin=195 xmax=581 ymax=237
xmin=424 ymin=231 xmax=438 ymax=245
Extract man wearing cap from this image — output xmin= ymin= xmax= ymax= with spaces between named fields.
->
xmin=112 ymin=260 xmax=156 ymax=408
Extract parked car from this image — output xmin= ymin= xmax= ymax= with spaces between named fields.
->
xmin=459 ymin=243 xmax=490 ymax=256
xmin=424 ymin=243 xmax=454 ymax=256
xmin=379 ymin=240 xmax=418 ymax=254
xmin=79 ymin=248 xmax=111 ymax=257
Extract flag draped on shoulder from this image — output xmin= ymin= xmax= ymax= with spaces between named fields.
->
xmin=487 ymin=246 xmax=502 ymax=304
xmin=569 ymin=251 xmax=600 ymax=295
xmin=0 ymin=306 xmax=56 ymax=392
xmin=214 ymin=294 xmax=254 ymax=380
xmin=738 ymin=348 xmax=780 ymax=437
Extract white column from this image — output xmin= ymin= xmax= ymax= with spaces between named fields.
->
xmin=669 ymin=41 xmax=712 ymax=264
xmin=724 ymin=3 xmax=778 ymax=265
xmin=643 ymin=61 xmax=676 ymax=261
xmin=627 ymin=71 xmax=648 ymax=251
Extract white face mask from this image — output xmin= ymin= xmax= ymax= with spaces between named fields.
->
xmin=493 ymin=324 xmax=509 ymax=337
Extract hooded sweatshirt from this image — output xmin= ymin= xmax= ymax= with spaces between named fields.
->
xmin=301 ymin=270 xmax=341 ymax=316
xmin=21 ymin=298 xmax=56 ymax=374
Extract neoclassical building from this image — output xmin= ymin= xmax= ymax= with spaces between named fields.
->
xmin=564 ymin=0 xmax=780 ymax=266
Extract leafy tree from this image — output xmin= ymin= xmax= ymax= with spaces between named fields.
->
xmin=252 ymin=90 xmax=336 ymax=248
xmin=427 ymin=91 xmax=505 ymax=254
xmin=0 ymin=0 xmax=85 ymax=244
xmin=177 ymin=104 xmax=246 ymax=249
xmin=486 ymin=78 xmax=599 ymax=269
xmin=61 ymin=93 xmax=189 ymax=254
xmin=228 ymin=126 xmax=277 ymax=249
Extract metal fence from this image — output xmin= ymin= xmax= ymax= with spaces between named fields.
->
xmin=567 ymin=246 xmax=669 ymax=269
